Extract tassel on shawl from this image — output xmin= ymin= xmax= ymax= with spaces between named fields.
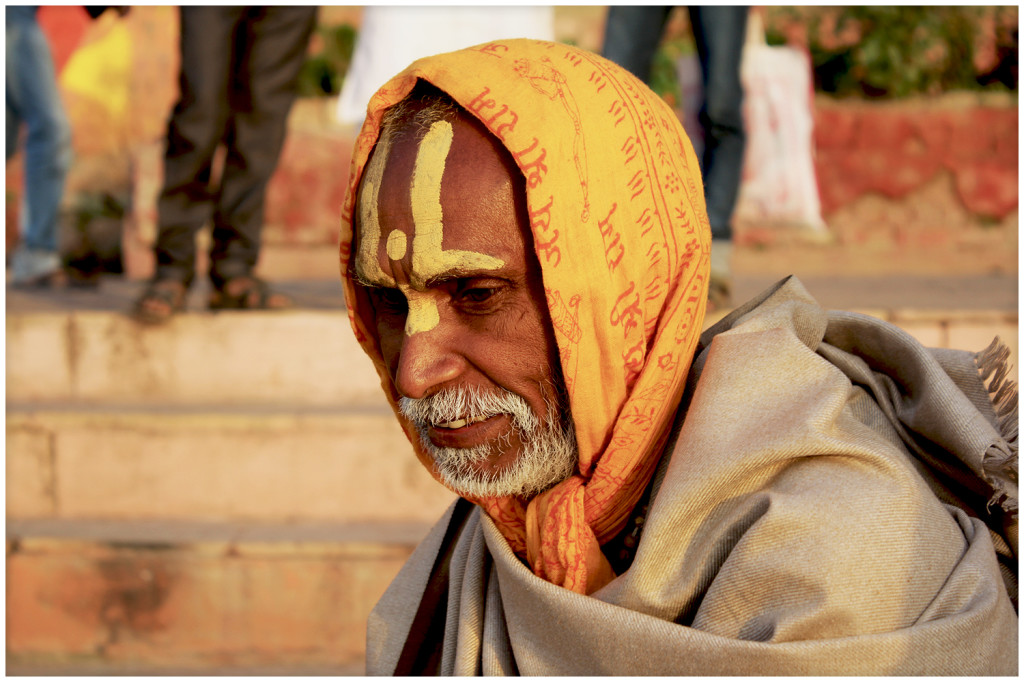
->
xmin=975 ymin=337 xmax=1019 ymax=516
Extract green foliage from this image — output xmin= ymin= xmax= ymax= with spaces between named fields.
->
xmin=789 ymin=6 xmax=1017 ymax=98
xmin=834 ymin=7 xmax=975 ymax=97
xmin=297 ymin=23 xmax=357 ymax=97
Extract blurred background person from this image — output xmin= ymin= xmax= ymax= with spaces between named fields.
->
xmin=603 ymin=6 xmax=749 ymax=310
xmin=133 ymin=6 xmax=317 ymax=324
xmin=6 ymin=5 xmax=75 ymax=288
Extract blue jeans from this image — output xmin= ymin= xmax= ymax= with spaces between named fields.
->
xmin=6 ymin=5 xmax=72 ymax=275
xmin=603 ymin=6 xmax=748 ymax=242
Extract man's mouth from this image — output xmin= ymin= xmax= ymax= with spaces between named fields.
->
xmin=434 ymin=414 xmax=490 ymax=430
xmin=426 ymin=413 xmax=513 ymax=451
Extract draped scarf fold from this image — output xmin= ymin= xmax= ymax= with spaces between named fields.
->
xmin=340 ymin=39 xmax=710 ymax=594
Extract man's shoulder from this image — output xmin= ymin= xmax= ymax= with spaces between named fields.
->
xmin=366 ymin=497 xmax=476 ymax=675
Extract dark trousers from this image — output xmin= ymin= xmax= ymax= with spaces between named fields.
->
xmin=155 ymin=6 xmax=316 ymax=287
xmin=603 ymin=6 xmax=748 ymax=241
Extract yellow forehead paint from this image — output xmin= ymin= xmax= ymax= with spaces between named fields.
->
xmin=386 ymin=229 xmax=407 ymax=260
xmin=409 ymin=120 xmax=505 ymax=289
xmin=362 ymin=120 xmax=508 ymax=338
xmin=402 ymin=285 xmax=441 ymax=336
xmin=400 ymin=120 xmax=506 ymax=336
xmin=356 ymin=133 xmax=395 ymax=286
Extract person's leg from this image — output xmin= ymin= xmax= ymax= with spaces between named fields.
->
xmin=152 ymin=6 xmax=242 ymax=286
xmin=7 ymin=97 xmax=22 ymax=163
xmin=601 ymin=6 xmax=673 ymax=83
xmin=688 ymin=5 xmax=748 ymax=244
xmin=6 ymin=6 xmax=73 ymax=283
xmin=6 ymin=14 xmax=24 ymax=164
xmin=208 ymin=6 xmax=316 ymax=290
xmin=689 ymin=6 xmax=747 ymax=309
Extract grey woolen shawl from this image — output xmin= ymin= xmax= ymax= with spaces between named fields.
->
xmin=366 ymin=276 xmax=1018 ymax=675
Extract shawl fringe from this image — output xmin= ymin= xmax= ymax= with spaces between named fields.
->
xmin=975 ymin=337 xmax=1019 ymax=515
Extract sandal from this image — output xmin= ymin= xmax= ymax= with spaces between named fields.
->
xmin=208 ymin=276 xmax=292 ymax=311
xmin=133 ymin=279 xmax=188 ymax=325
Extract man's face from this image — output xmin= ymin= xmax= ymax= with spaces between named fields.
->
xmin=353 ymin=110 xmax=576 ymax=498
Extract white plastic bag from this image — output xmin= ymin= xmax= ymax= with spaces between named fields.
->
xmin=736 ymin=13 xmax=826 ymax=230
xmin=675 ymin=13 xmax=826 ymax=231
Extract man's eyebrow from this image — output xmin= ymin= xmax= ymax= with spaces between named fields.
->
xmin=350 ymin=262 xmax=513 ymax=289
xmin=351 ymin=266 xmax=392 ymax=289
xmin=423 ymin=266 xmax=511 ymax=288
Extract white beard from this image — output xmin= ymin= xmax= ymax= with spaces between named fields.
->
xmin=398 ymin=386 xmax=578 ymax=499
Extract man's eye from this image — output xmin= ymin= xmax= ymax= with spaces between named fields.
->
xmin=371 ymin=289 xmax=407 ymax=313
xmin=460 ymin=287 xmax=495 ymax=304
xmin=454 ymin=278 xmax=505 ymax=310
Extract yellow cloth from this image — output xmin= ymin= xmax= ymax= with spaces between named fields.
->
xmin=339 ymin=39 xmax=710 ymax=594
xmin=60 ymin=14 xmax=132 ymax=118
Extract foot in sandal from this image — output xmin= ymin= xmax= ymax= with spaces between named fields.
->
xmin=132 ymin=278 xmax=188 ymax=325
xmin=208 ymin=276 xmax=292 ymax=311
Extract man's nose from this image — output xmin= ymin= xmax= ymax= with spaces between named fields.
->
xmin=393 ymin=326 xmax=466 ymax=400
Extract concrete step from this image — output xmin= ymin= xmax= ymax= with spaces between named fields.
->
xmin=7 ymin=277 xmax=1017 ymax=527
xmin=7 ymin=404 xmax=456 ymax=524
xmin=6 ymin=308 xmax=383 ymax=407
xmin=6 ymin=518 xmax=432 ymax=674
xmin=8 ymin=294 xmax=1017 ymax=407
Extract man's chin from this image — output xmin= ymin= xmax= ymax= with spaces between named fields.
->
xmin=424 ymin=434 xmax=577 ymax=500
xmin=431 ymin=447 xmax=525 ymax=498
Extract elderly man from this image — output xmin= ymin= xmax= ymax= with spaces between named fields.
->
xmin=339 ymin=40 xmax=1017 ymax=675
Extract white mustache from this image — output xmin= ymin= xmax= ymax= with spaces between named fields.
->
xmin=398 ymin=386 xmax=538 ymax=433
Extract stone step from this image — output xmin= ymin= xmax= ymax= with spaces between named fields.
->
xmin=6 ymin=518 xmax=432 ymax=674
xmin=8 ymin=302 xmax=1016 ymax=528
xmin=7 ymin=404 xmax=456 ymax=524
xmin=8 ymin=296 xmax=1017 ymax=407
xmin=6 ymin=308 xmax=384 ymax=407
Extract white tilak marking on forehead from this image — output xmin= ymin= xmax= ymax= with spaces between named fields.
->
xmin=402 ymin=284 xmax=440 ymax=337
xmin=386 ymin=229 xmax=407 ymax=260
xmin=401 ymin=120 xmax=506 ymax=336
xmin=356 ymin=133 xmax=396 ymax=286
xmin=409 ymin=120 xmax=506 ymax=287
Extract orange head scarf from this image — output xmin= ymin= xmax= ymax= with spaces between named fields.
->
xmin=340 ymin=39 xmax=710 ymax=594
